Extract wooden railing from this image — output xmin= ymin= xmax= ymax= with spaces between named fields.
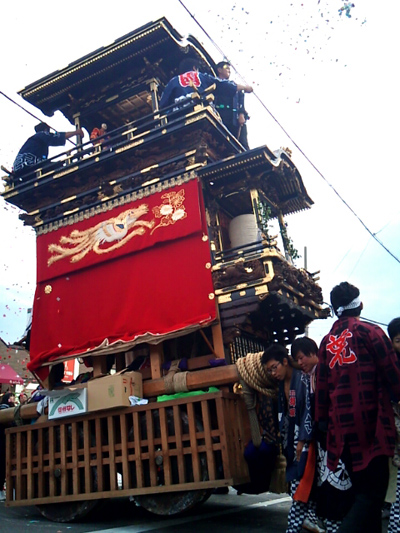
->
xmin=5 ymin=390 xmax=250 ymax=506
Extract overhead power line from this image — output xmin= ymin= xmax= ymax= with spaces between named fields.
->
xmin=0 ymin=90 xmax=77 ymax=146
xmin=177 ymin=0 xmax=400 ymax=266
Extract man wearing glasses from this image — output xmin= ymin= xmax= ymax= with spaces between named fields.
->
xmin=262 ymin=344 xmax=321 ymax=533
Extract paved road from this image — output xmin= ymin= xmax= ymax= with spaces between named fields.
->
xmin=0 ymin=491 xmax=390 ymax=532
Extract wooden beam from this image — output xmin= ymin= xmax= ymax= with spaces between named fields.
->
xmin=92 ymin=356 xmax=107 ymax=378
xmin=211 ymin=322 xmax=225 ymax=359
xmin=149 ymin=343 xmax=164 ymax=379
xmin=143 ymin=364 xmax=240 ymax=397
xmin=0 ymin=365 xmax=241 ymax=424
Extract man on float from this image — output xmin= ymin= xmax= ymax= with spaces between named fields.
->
xmin=159 ymin=57 xmax=253 ymax=113
xmin=215 ymin=60 xmax=250 ymax=150
xmin=12 ymin=122 xmax=84 ymax=182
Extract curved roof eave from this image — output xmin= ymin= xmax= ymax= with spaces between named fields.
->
xmin=18 ymin=17 xmax=216 ymax=118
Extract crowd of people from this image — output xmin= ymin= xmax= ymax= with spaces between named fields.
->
xmin=0 ymin=391 xmax=29 ymax=501
xmin=262 ymin=281 xmax=400 ymax=533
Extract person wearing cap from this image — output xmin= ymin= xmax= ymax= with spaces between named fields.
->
xmin=159 ymin=58 xmax=253 ymax=112
xmin=315 ymin=281 xmax=400 ymax=533
xmin=12 ymin=122 xmax=84 ymax=181
xmin=214 ymin=60 xmax=250 ymax=150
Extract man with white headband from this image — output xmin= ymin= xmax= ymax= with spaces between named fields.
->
xmin=315 ymin=281 xmax=400 ymax=533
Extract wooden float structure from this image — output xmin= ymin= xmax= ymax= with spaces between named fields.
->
xmin=0 ymin=18 xmax=329 ymax=521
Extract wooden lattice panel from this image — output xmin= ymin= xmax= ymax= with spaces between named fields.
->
xmin=5 ymin=391 xmax=250 ymax=506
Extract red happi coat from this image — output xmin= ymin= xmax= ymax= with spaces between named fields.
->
xmin=315 ymin=316 xmax=400 ymax=472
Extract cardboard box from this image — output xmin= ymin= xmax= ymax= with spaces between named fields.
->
xmin=48 ymin=385 xmax=88 ymax=420
xmin=87 ymin=371 xmax=143 ymax=412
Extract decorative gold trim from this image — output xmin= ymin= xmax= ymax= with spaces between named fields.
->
xmin=255 ymin=285 xmax=269 ymax=296
xmin=214 ymin=276 xmax=273 ymax=296
xmin=185 ymin=113 xmax=207 ymax=126
xmin=141 ymin=178 xmax=160 ymax=187
xmin=61 ymin=195 xmax=77 ymax=204
xmin=141 ymin=164 xmax=159 ymax=174
xmin=53 ymin=166 xmax=79 ymax=179
xmin=36 ymin=171 xmax=197 ymax=235
xmin=115 ymin=139 xmax=144 ymax=153
xmin=217 ymin=294 xmax=232 ymax=304
xmin=22 ymin=24 xmax=161 ymax=97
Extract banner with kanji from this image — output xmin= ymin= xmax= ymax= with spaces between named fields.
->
xmin=28 ymin=178 xmax=216 ymax=373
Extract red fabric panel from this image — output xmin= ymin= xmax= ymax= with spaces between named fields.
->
xmin=28 ymin=179 xmax=216 ymax=373
xmin=37 ymin=179 xmax=203 ymax=282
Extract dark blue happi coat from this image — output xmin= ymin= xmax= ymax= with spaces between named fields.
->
xmin=278 ymin=368 xmax=314 ymax=482
xmin=159 ymin=70 xmax=237 ymax=110
xmin=13 ymin=131 xmax=67 ymax=174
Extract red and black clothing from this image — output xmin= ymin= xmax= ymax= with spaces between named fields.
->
xmin=316 ymin=317 xmax=400 ymax=533
xmin=159 ymin=70 xmax=237 ymax=110
xmin=316 ymin=317 xmax=400 ymax=472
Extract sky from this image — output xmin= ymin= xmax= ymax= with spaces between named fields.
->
xmin=0 ymin=0 xmax=399 ymax=347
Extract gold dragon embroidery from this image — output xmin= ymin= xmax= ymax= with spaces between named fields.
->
xmin=47 ymin=204 xmax=154 ymax=266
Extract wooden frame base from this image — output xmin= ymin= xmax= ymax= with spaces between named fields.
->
xmin=6 ymin=391 xmax=250 ymax=506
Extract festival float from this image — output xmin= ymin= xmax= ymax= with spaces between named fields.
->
xmin=0 ymin=18 xmax=329 ymax=522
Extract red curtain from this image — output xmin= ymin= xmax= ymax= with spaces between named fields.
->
xmin=28 ymin=178 xmax=216 ymax=373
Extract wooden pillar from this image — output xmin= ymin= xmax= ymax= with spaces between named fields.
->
xmin=115 ymin=353 xmax=126 ymax=372
xmin=150 ymin=343 xmax=164 ymax=379
xmin=92 ymin=356 xmax=107 ymax=378
xmin=250 ymin=189 xmax=261 ymax=228
xmin=149 ymin=79 xmax=159 ymax=112
xmin=73 ymin=113 xmax=83 ymax=151
xmin=277 ymin=210 xmax=292 ymax=263
xmin=211 ymin=322 xmax=225 ymax=359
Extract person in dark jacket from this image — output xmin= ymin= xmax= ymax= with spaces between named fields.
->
xmin=262 ymin=344 xmax=322 ymax=533
xmin=159 ymin=58 xmax=252 ymax=112
xmin=0 ymin=392 xmax=15 ymax=500
xmin=12 ymin=122 xmax=84 ymax=181
xmin=214 ymin=60 xmax=250 ymax=149
xmin=316 ymin=281 xmax=400 ymax=533
xmin=387 ymin=317 xmax=400 ymax=533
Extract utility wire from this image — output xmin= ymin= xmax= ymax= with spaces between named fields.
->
xmin=0 ymin=90 xmax=77 ymax=146
xmin=361 ymin=316 xmax=388 ymax=328
xmin=177 ymin=0 xmax=400 ymax=266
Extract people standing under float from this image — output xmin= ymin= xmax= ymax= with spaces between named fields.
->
xmin=316 ymin=281 xmax=400 ymax=533
xmin=18 ymin=392 xmax=28 ymax=406
xmin=262 ymin=343 xmax=324 ymax=533
xmin=0 ymin=392 xmax=16 ymax=501
xmin=387 ymin=317 xmax=400 ymax=533
xmin=291 ymin=336 xmax=352 ymax=533
xmin=214 ymin=60 xmax=250 ymax=150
